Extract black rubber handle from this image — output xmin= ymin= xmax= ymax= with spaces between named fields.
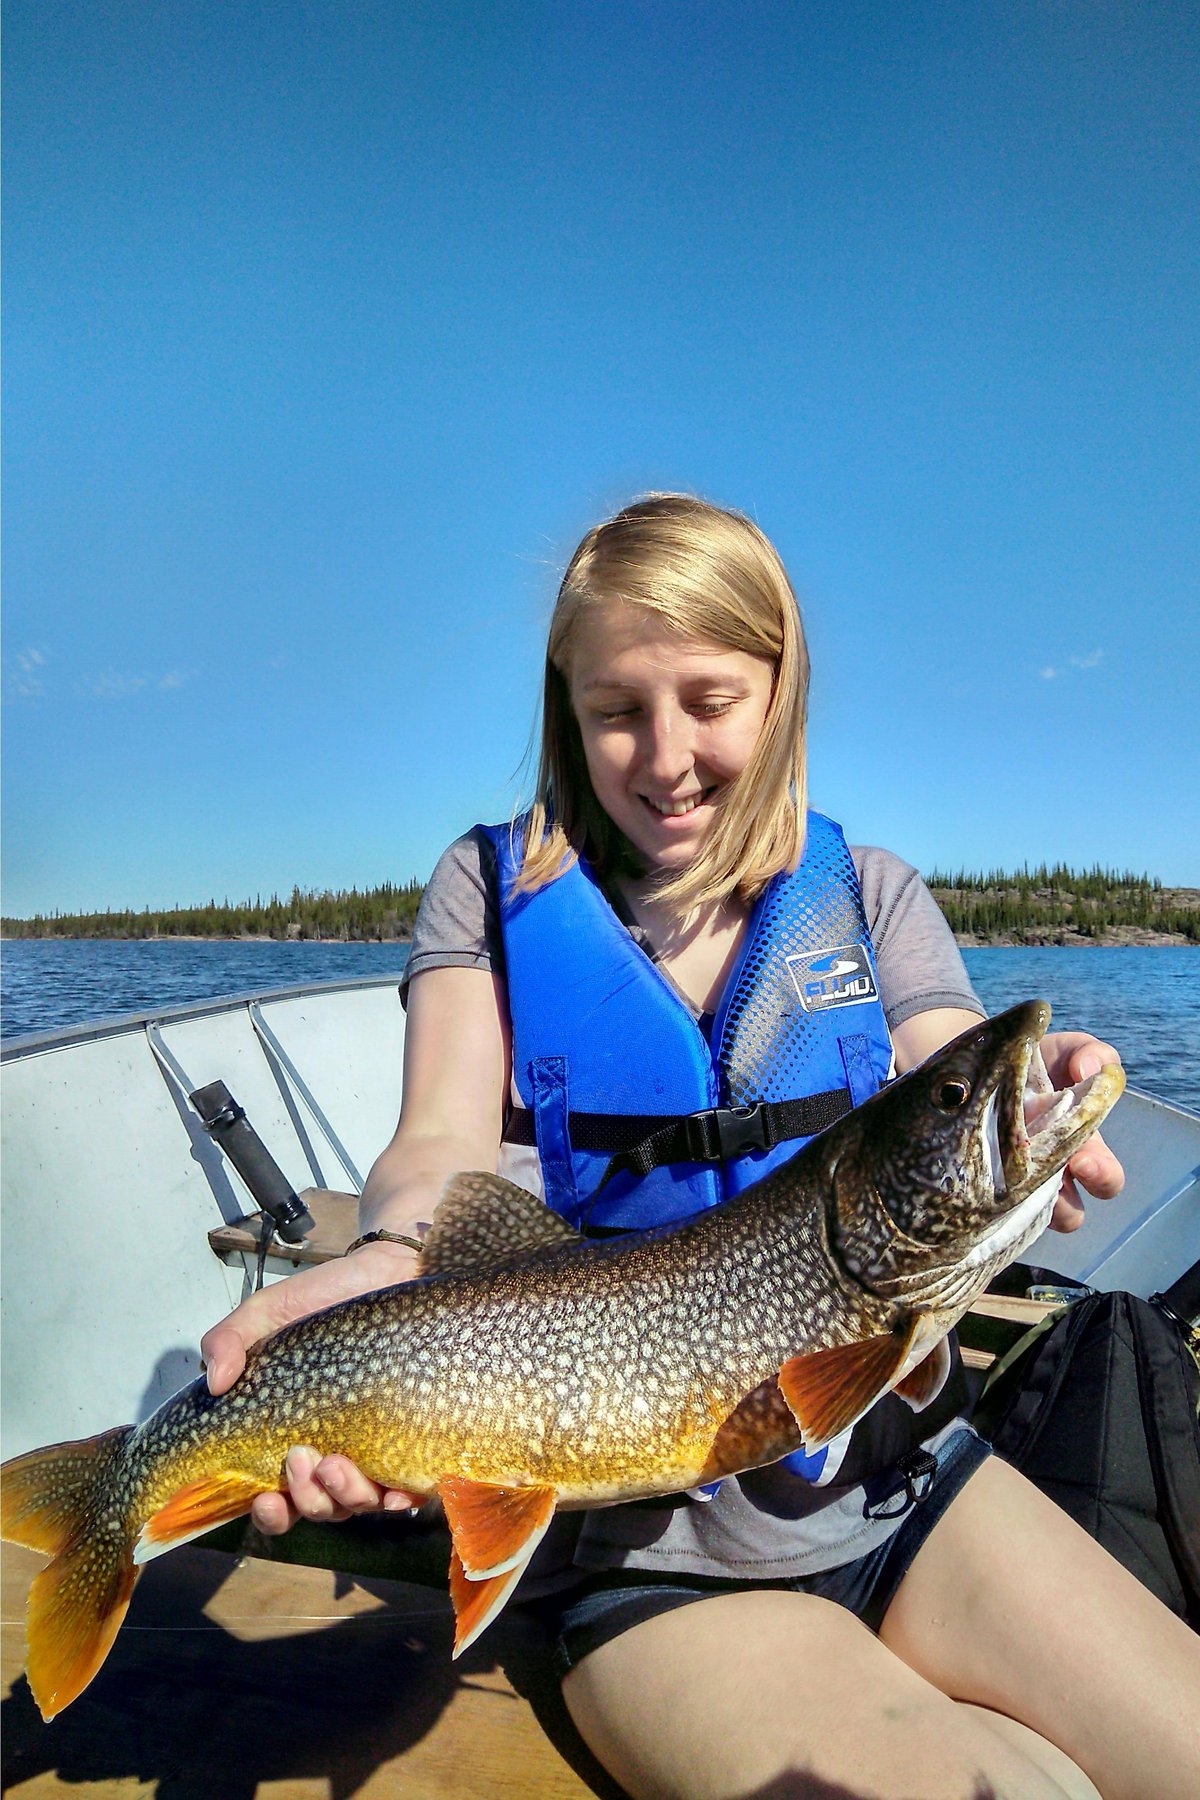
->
xmin=190 ymin=1079 xmax=315 ymax=1244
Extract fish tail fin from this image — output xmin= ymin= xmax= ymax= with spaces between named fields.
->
xmin=1 ymin=1427 xmax=139 ymax=1720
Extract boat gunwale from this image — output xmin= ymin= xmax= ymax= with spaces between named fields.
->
xmin=0 ymin=971 xmax=408 ymax=1061
xmin=3 ymin=972 xmax=1196 ymax=1125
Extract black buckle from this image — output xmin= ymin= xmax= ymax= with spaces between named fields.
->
xmin=716 ymin=1101 xmax=773 ymax=1158
xmin=682 ymin=1101 xmax=773 ymax=1163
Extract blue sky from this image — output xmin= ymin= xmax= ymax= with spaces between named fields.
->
xmin=4 ymin=1 xmax=1198 ymax=918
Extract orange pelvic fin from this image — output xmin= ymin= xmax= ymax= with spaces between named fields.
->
xmin=894 ymin=1338 xmax=952 ymax=1412
xmin=1 ymin=1426 xmax=140 ymax=1720
xmin=779 ymin=1323 xmax=919 ymax=1449
xmin=447 ymin=1546 xmax=531 ymax=1659
xmin=422 ymin=1171 xmax=582 ymax=1277
xmin=134 ymin=1472 xmax=272 ymax=1563
xmin=439 ymin=1475 xmax=557 ymax=1579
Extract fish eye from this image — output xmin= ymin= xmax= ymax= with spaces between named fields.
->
xmin=933 ymin=1076 xmax=972 ymax=1112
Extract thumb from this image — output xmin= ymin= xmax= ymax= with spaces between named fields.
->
xmin=200 ymin=1283 xmax=288 ymax=1395
xmin=200 ymin=1322 xmax=248 ymax=1396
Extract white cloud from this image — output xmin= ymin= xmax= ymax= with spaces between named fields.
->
xmin=1038 ymin=648 xmax=1104 ymax=682
xmin=8 ymin=645 xmax=50 ymax=698
xmin=90 ymin=670 xmax=149 ymax=699
xmin=85 ymin=667 xmax=198 ymax=699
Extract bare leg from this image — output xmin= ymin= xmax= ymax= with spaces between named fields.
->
xmin=562 ymin=1454 xmax=1200 ymax=1800
xmin=879 ymin=1456 xmax=1200 ymax=1800
xmin=563 ymin=1586 xmax=1100 ymax=1800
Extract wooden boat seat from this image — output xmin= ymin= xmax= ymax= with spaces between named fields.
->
xmin=207 ymin=1186 xmax=362 ymax=1267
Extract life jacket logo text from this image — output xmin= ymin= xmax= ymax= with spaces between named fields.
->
xmin=785 ymin=944 xmax=879 ymax=1012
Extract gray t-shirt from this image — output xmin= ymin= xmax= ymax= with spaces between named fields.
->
xmin=403 ymin=829 xmax=979 ymax=1033
xmin=403 ymin=826 xmax=983 ymax=1584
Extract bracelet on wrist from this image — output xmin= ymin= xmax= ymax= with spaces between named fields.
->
xmin=344 ymin=1229 xmax=425 ymax=1257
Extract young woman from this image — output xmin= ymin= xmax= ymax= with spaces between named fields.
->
xmin=203 ymin=497 xmax=1198 ymax=1800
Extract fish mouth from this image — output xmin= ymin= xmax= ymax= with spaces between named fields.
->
xmin=992 ymin=1000 xmax=1125 ymax=1203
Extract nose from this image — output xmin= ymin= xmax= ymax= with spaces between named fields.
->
xmin=641 ymin=703 xmax=696 ymax=786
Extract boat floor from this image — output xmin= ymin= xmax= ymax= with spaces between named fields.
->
xmin=2 ymin=1543 xmax=622 ymax=1800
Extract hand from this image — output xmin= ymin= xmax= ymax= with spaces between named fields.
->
xmin=1038 ymin=1032 xmax=1125 ymax=1233
xmin=199 ymin=1239 xmax=424 ymax=1533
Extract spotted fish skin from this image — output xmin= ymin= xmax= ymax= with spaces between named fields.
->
xmin=1 ymin=1000 xmax=1124 ymax=1718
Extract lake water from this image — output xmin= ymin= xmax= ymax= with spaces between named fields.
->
xmin=2 ymin=937 xmax=1197 ymax=1112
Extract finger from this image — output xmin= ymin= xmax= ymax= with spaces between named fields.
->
xmin=1039 ymin=1032 xmax=1122 ymax=1089
xmin=315 ymin=1454 xmax=388 ymax=1513
xmin=1049 ymin=1174 xmax=1087 ymax=1234
xmin=200 ymin=1323 xmax=249 ymax=1397
xmin=283 ymin=1446 xmax=354 ymax=1523
xmin=200 ymin=1284 xmax=297 ymax=1394
xmin=1066 ymin=1129 xmax=1125 ymax=1199
xmin=1068 ymin=1040 xmax=1121 ymax=1083
xmin=382 ymin=1489 xmax=424 ymax=1513
xmin=251 ymin=1490 xmax=299 ymax=1536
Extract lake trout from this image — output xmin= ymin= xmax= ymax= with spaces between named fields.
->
xmin=2 ymin=1000 xmax=1122 ymax=1720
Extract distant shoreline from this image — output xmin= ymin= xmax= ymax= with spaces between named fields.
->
xmin=1 ymin=930 xmax=1193 ymax=948
xmin=953 ymin=929 xmax=1194 ymax=949
xmin=6 ymin=873 xmax=1197 ymax=946
xmin=0 ymin=932 xmax=414 ymax=945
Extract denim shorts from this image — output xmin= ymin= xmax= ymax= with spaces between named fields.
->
xmin=550 ymin=1426 xmax=990 ymax=1677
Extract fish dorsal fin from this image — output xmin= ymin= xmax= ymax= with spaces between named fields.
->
xmin=438 ymin=1475 xmax=557 ymax=1579
xmin=421 ymin=1171 xmax=582 ymax=1278
xmin=894 ymin=1338 xmax=952 ymax=1413
xmin=778 ymin=1322 xmax=919 ymax=1451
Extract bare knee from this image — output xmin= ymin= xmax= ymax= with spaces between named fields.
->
xmin=562 ymin=1591 xmax=872 ymax=1798
xmin=561 ymin=1588 xmax=1081 ymax=1800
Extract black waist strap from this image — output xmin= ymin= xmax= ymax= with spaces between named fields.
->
xmin=503 ymin=1090 xmax=851 ymax=1180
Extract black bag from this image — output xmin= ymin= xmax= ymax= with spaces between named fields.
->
xmin=975 ymin=1279 xmax=1200 ymax=1628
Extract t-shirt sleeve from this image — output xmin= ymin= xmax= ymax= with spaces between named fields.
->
xmin=851 ymin=846 xmax=983 ymax=1030
xmin=399 ymin=827 xmax=504 ymax=1007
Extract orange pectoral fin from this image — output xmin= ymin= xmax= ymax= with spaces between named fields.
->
xmin=134 ymin=1473 xmax=273 ymax=1563
xmin=779 ymin=1325 xmax=918 ymax=1449
xmin=894 ymin=1338 xmax=952 ymax=1413
xmin=438 ymin=1476 xmax=557 ymax=1580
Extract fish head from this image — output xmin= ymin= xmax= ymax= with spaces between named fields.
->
xmin=825 ymin=1000 xmax=1125 ymax=1297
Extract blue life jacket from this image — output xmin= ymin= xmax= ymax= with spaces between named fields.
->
xmin=480 ymin=811 xmax=968 ymax=1489
xmin=484 ymin=811 xmax=893 ymax=1231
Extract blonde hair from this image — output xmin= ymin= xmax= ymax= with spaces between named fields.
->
xmin=517 ymin=494 xmax=810 ymax=911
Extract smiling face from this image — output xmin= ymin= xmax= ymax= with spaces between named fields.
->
xmin=566 ymin=601 xmax=775 ymax=877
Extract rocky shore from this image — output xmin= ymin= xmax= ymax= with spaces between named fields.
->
xmin=939 ymin=884 xmax=1199 ymax=949
xmin=952 ymin=925 xmax=1194 ymax=948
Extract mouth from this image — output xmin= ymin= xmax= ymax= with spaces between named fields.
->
xmin=991 ymin=1002 xmax=1125 ymax=1201
xmin=640 ymin=786 xmax=717 ymax=819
